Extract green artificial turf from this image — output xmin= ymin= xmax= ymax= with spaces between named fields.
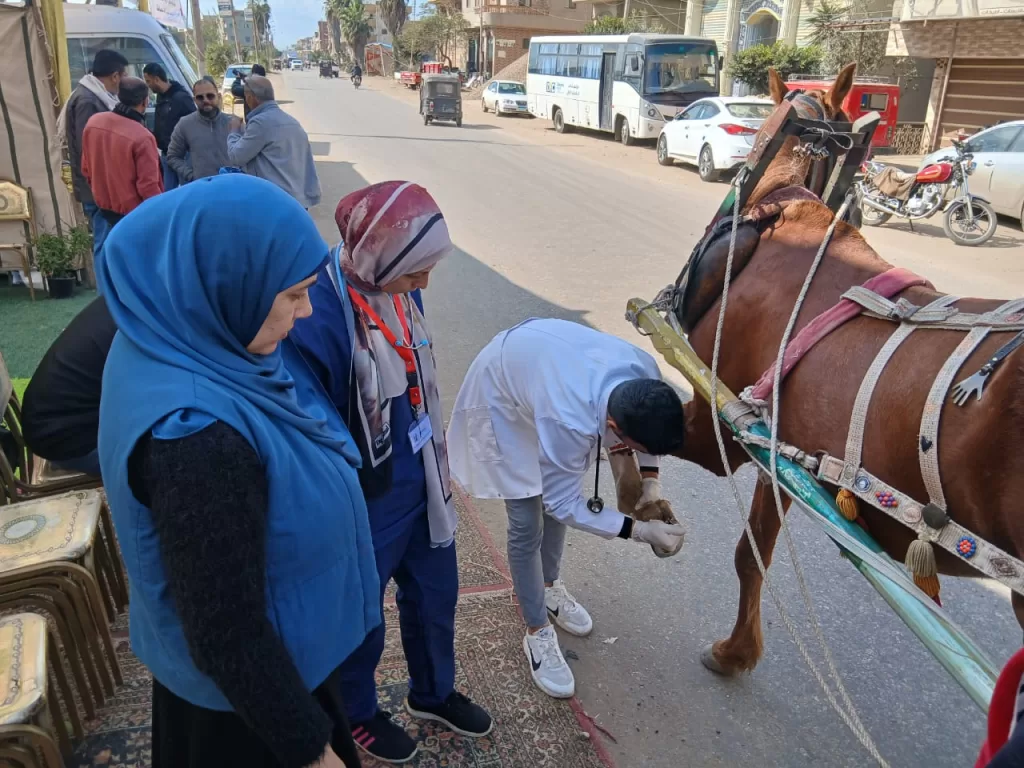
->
xmin=0 ymin=279 xmax=96 ymax=379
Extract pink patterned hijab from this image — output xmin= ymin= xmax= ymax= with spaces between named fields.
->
xmin=331 ymin=181 xmax=457 ymax=547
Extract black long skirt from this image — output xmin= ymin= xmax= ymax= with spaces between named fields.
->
xmin=151 ymin=665 xmax=363 ymax=768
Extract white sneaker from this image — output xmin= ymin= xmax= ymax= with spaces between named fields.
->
xmin=523 ymin=626 xmax=575 ymax=699
xmin=545 ymin=580 xmax=593 ymax=637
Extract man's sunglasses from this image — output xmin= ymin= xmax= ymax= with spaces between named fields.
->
xmin=194 ymin=93 xmax=218 ymax=102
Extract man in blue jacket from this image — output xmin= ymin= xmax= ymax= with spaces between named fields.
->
xmin=226 ymin=75 xmax=321 ymax=209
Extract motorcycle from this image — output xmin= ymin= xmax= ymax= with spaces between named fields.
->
xmin=855 ymin=137 xmax=998 ymax=247
xmin=351 ymin=74 xmax=362 ymax=89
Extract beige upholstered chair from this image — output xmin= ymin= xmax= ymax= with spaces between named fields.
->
xmin=0 ymin=181 xmax=38 ymax=302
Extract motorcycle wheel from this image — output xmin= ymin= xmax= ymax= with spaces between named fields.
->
xmin=860 ymin=200 xmax=891 ymax=227
xmin=943 ymin=198 xmax=998 ymax=246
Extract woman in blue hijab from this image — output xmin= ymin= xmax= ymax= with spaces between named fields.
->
xmin=97 ymin=174 xmax=379 ymax=768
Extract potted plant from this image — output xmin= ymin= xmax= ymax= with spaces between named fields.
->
xmin=32 ymin=229 xmax=80 ymax=299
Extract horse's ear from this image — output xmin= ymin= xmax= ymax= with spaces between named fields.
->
xmin=767 ymin=68 xmax=787 ymax=105
xmin=826 ymin=63 xmax=857 ymax=116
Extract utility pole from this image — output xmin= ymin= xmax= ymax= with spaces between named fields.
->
xmin=190 ymin=0 xmax=207 ymax=75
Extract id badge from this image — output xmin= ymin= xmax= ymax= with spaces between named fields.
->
xmin=408 ymin=413 xmax=433 ymax=453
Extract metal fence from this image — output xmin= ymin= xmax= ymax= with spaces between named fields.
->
xmin=892 ymin=122 xmax=927 ymax=155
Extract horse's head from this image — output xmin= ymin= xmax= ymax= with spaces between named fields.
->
xmin=747 ymin=63 xmax=858 ymax=207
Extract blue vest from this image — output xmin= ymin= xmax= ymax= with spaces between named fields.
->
xmin=99 ymin=335 xmax=381 ymax=711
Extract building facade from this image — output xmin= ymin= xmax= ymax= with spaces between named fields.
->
xmin=887 ymin=0 xmax=1024 ymax=149
xmin=218 ymin=1 xmax=255 ymax=52
xmin=458 ymin=0 xmax=593 ymax=75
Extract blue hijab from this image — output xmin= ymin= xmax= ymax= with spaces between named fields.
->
xmin=97 ymin=175 xmax=380 ymax=710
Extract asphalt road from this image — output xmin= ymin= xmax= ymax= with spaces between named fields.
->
xmin=277 ymin=70 xmax=1024 ymax=768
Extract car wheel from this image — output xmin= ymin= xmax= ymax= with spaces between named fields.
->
xmin=553 ymin=108 xmax=569 ymax=133
xmin=657 ymin=134 xmax=674 ymax=166
xmin=423 ymin=114 xmax=430 ymax=126
xmin=482 ymin=99 xmax=488 ymax=113
xmin=698 ymin=145 xmax=718 ymax=182
xmin=619 ymin=118 xmax=634 ymax=146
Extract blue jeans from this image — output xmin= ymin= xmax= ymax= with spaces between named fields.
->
xmin=161 ymin=155 xmax=179 ymax=191
xmin=83 ymin=202 xmax=112 ymax=260
xmin=339 ymin=510 xmax=458 ymax=723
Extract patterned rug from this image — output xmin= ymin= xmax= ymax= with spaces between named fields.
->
xmin=70 ymin=492 xmax=615 ymax=768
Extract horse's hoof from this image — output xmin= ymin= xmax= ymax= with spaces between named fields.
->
xmin=700 ymin=644 xmax=738 ymax=677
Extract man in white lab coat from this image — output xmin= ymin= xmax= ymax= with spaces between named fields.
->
xmin=446 ymin=319 xmax=686 ymax=699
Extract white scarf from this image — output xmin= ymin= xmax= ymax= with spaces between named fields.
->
xmin=55 ymin=75 xmax=119 ymax=148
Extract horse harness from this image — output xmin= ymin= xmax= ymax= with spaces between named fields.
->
xmin=665 ymin=90 xmax=1024 ymax=601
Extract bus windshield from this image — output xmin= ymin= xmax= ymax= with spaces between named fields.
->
xmin=643 ymin=42 xmax=717 ymax=97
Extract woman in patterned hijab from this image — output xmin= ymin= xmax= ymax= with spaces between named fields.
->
xmin=290 ymin=181 xmax=492 ymax=764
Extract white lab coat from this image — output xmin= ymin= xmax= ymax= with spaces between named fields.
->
xmin=446 ymin=318 xmax=662 ymax=538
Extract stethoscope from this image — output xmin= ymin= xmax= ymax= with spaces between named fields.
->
xmin=587 ymin=435 xmax=604 ymax=513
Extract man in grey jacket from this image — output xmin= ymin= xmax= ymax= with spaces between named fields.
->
xmin=226 ymin=76 xmax=321 ymax=209
xmin=166 ymin=78 xmax=232 ymax=183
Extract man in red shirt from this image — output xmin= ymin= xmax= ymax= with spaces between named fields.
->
xmin=82 ymin=77 xmax=163 ymax=251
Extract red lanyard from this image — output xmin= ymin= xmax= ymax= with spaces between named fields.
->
xmin=347 ymin=287 xmax=423 ymax=410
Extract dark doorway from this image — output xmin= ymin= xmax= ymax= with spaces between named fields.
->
xmin=599 ymin=52 xmax=615 ymax=131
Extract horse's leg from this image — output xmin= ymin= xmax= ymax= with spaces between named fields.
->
xmin=608 ymin=449 xmax=643 ymax=515
xmin=703 ymin=474 xmax=789 ymax=675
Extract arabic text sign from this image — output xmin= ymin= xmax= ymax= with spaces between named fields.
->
xmin=152 ymin=0 xmax=187 ymax=28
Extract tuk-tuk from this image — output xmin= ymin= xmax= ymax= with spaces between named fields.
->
xmin=420 ymin=73 xmax=462 ymax=127
xmin=319 ymin=60 xmax=335 ymax=78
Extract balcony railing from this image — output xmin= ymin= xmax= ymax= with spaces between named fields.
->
xmin=475 ymin=3 xmax=547 ymax=14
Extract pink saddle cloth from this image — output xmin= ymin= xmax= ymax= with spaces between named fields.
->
xmin=749 ymin=267 xmax=930 ymax=403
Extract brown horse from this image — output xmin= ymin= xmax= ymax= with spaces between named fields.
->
xmin=617 ymin=62 xmax=1024 ymax=676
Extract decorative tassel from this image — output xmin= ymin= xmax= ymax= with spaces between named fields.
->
xmin=836 ymin=489 xmax=859 ymax=522
xmin=906 ymin=536 xmax=941 ymax=603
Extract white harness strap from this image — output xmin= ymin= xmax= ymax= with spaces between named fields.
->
xmin=918 ymin=297 xmax=1024 ymax=512
xmin=845 ymin=296 xmax=961 ymax=475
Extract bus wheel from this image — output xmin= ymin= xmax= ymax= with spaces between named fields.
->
xmin=619 ymin=118 xmax=634 ymax=146
xmin=553 ymin=108 xmax=570 ymax=133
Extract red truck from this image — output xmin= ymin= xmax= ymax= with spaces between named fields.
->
xmin=785 ymin=76 xmax=901 ymax=149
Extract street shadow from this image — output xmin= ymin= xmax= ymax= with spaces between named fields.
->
xmin=879 ymin=218 xmax=1024 ymax=248
xmin=440 ymin=123 xmax=500 ymax=131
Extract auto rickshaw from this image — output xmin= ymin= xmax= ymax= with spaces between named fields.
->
xmin=420 ymin=73 xmax=462 ymax=127
xmin=319 ymin=60 xmax=334 ymax=78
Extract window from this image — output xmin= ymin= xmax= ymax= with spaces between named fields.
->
xmin=498 ymin=82 xmax=526 ymax=94
xmin=488 ymin=82 xmax=497 ymax=92
xmin=567 ymin=0 xmax=576 ymax=6
xmin=556 ymin=54 xmax=578 ymax=77
xmin=67 ymin=35 xmax=165 ymax=106
xmin=726 ymin=102 xmax=773 ymax=119
xmin=523 ymin=38 xmax=530 ymax=49
xmin=966 ymin=125 xmax=1022 ymax=154
xmin=161 ymin=33 xmax=198 ymax=86
xmin=861 ymin=92 xmax=889 ymax=111
xmin=701 ymin=103 xmax=720 ymax=119
xmin=678 ymin=102 xmax=704 ymax=120
xmin=535 ymin=42 xmax=559 ymax=75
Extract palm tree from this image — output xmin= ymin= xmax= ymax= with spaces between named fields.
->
xmin=324 ymin=0 xmax=347 ymax=59
xmin=340 ymin=0 xmax=371 ymax=67
xmin=378 ymin=0 xmax=407 ymax=44
xmin=249 ymin=1 xmax=273 ymax=65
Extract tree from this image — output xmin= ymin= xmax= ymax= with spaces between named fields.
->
xmin=378 ymin=0 xmax=408 ymax=44
xmin=324 ymin=0 xmax=346 ymax=58
xmin=398 ymin=19 xmax=433 ymax=67
xmin=418 ymin=7 xmax=469 ymax=67
xmin=726 ymin=42 xmax=822 ymax=94
xmin=205 ymin=41 xmax=235 ymax=81
xmin=248 ymin=1 xmax=273 ymax=69
xmin=341 ymin=0 xmax=372 ymax=66
xmin=807 ymin=0 xmax=917 ymax=84
xmin=583 ymin=10 xmax=665 ymax=34
xmin=201 ymin=16 xmax=223 ymax=48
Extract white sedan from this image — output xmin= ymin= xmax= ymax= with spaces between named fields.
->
xmin=482 ymin=80 xmax=528 ymax=116
xmin=920 ymin=120 xmax=1024 ymax=226
xmin=657 ymin=96 xmax=774 ymax=182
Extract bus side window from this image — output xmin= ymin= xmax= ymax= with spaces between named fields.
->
xmin=528 ymin=42 xmax=539 ymax=73
xmin=621 ymin=43 xmax=642 ymax=89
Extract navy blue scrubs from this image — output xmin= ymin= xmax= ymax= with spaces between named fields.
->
xmin=291 ymin=268 xmax=458 ymax=723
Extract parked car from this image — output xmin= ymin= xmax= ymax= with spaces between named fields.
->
xmin=221 ymin=63 xmax=253 ymax=106
xmin=920 ymin=120 xmax=1024 ymax=226
xmin=657 ymin=96 xmax=774 ymax=182
xmin=482 ymin=81 xmax=528 ymax=116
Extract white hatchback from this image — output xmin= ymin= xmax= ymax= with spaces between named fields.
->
xmin=482 ymin=80 xmax=528 ymax=116
xmin=657 ymin=96 xmax=774 ymax=182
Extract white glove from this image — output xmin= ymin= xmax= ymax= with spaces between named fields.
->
xmin=637 ymin=477 xmax=662 ymax=509
xmin=631 ymin=520 xmax=685 ymax=555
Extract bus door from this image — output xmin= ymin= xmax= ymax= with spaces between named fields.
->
xmin=600 ymin=52 xmax=615 ymax=131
